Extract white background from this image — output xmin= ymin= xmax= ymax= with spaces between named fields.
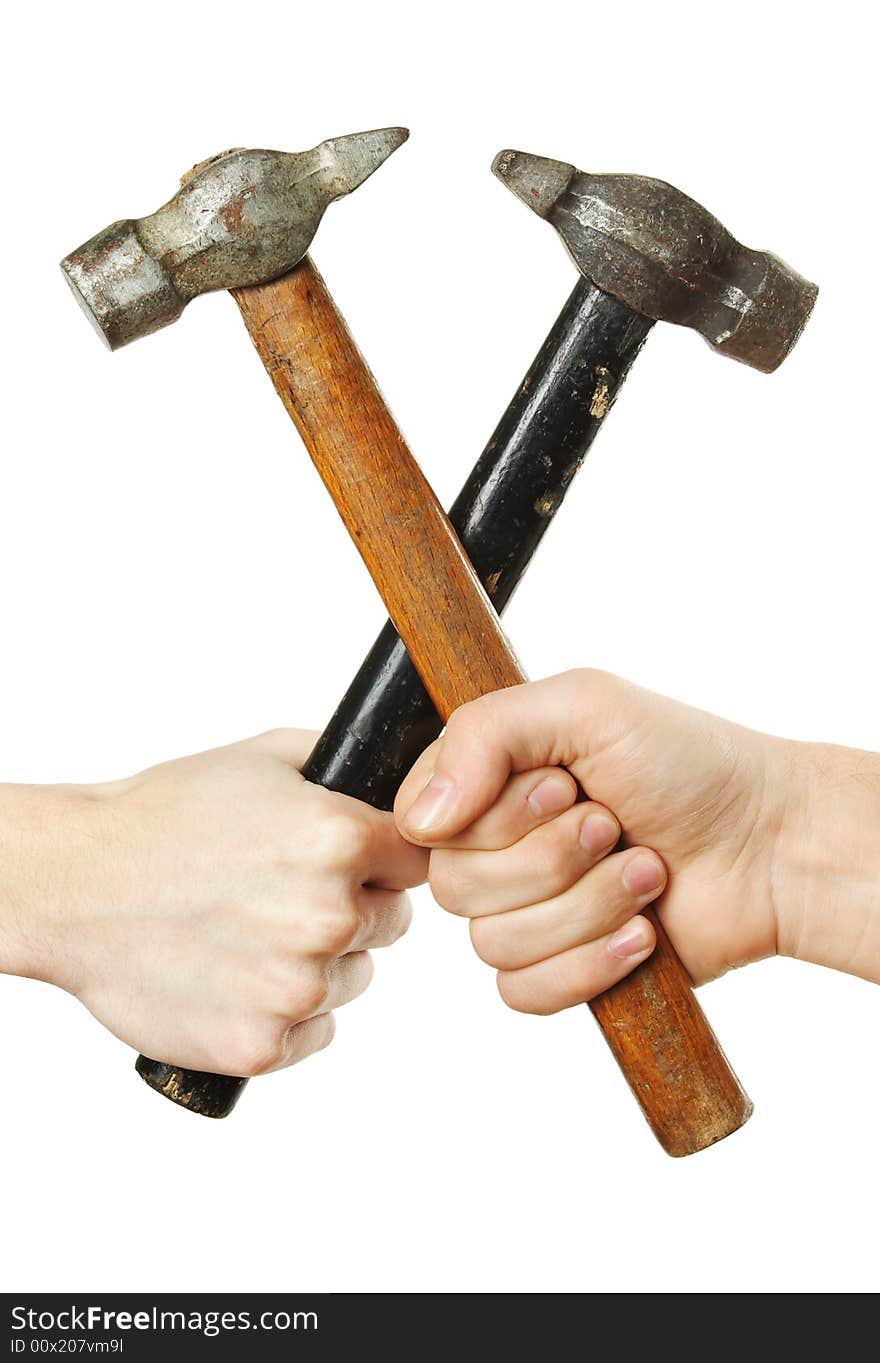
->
xmin=1 ymin=0 xmax=877 ymax=1295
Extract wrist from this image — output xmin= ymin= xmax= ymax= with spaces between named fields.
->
xmin=0 ymin=782 xmax=104 ymax=991
xmin=773 ymin=740 xmax=880 ymax=981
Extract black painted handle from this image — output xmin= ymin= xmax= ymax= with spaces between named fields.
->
xmin=137 ymin=281 xmax=653 ymax=1116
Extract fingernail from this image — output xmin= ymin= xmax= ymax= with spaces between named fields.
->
xmin=622 ymin=854 xmax=664 ymax=897
xmin=608 ymin=919 xmax=653 ymax=959
xmin=527 ymin=774 xmax=573 ymax=817
xmin=404 ymin=774 xmax=458 ymax=834
xmin=579 ymin=811 xmax=619 ymax=854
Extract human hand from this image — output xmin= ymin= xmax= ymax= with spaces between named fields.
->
xmin=394 ymin=670 xmax=880 ymax=1013
xmin=1 ymin=730 xmax=427 ymax=1074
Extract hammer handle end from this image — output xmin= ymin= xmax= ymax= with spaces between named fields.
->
xmin=591 ymin=913 xmax=752 ymax=1156
xmin=135 ymin=1056 xmax=246 ymax=1119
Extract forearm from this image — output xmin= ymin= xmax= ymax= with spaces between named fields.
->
xmin=0 ymin=782 xmax=93 ymax=989
xmin=775 ymin=741 xmax=880 ymax=982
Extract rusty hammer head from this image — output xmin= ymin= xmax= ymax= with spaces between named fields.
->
xmin=492 ymin=150 xmax=817 ymax=372
xmin=61 ymin=128 xmax=408 ymax=350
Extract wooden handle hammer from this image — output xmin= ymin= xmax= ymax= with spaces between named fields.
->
xmin=231 ymin=258 xmax=752 ymax=1157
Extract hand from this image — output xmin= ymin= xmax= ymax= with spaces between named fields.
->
xmin=394 ymin=670 xmax=880 ymax=1013
xmin=0 ymin=730 xmax=427 ymax=1074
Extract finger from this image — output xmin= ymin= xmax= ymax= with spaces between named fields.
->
xmin=359 ymin=810 xmax=430 ymax=889
xmin=428 ymin=767 xmax=579 ymax=852
xmin=394 ymin=671 xmax=628 ymax=844
xmin=352 ymin=888 xmax=414 ymax=950
xmin=298 ymin=788 xmax=429 ymax=889
xmin=430 ymin=802 xmax=621 ymax=916
xmin=268 ymin=1012 xmax=337 ymax=1072
xmin=469 ymin=847 xmax=666 ymax=968
xmin=497 ymin=915 xmax=657 ymax=1015
xmin=238 ymin=727 xmax=322 ymax=769
xmin=300 ymin=949 xmax=374 ymax=1019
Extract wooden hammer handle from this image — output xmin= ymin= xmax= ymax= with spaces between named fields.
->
xmin=235 ymin=263 xmax=520 ymax=712
xmin=229 ymin=257 xmax=749 ymax=1154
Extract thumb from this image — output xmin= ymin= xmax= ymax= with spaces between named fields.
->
xmin=394 ymin=671 xmax=618 ymax=845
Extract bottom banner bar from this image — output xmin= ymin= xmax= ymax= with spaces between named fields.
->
xmin=3 ymin=1296 xmax=332 ymax=1361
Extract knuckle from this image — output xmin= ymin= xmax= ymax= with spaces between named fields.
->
xmin=559 ymin=666 xmax=615 ymax=715
xmin=430 ymin=855 xmax=479 ymax=921
xmin=445 ymin=697 xmax=493 ymax=749
xmin=469 ymin=916 xmax=505 ymax=967
xmin=228 ymin=1023 xmax=287 ymax=1078
xmin=312 ymin=809 xmax=373 ymax=870
xmin=564 ymin=666 xmax=596 ymax=687
xmin=564 ymin=666 xmax=603 ymax=693
xmin=428 ymin=854 xmax=473 ymax=916
xmin=284 ymin=1011 xmax=337 ymax=1066
xmin=296 ymin=967 xmax=330 ymax=1017
xmin=344 ymin=814 xmax=376 ymax=865
xmin=535 ymin=826 xmax=577 ymax=882
xmin=496 ymin=970 xmax=551 ymax=1016
xmin=243 ymin=959 xmax=288 ymax=1018
xmin=444 ymin=702 xmax=476 ymax=739
xmin=317 ymin=899 xmax=363 ymax=955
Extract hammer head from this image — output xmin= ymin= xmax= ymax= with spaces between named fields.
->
xmin=493 ymin=150 xmax=817 ymax=372
xmin=61 ymin=129 xmax=409 ymax=350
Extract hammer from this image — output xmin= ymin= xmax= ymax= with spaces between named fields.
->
xmin=63 ymin=140 xmax=814 ymax=1156
xmin=492 ymin=150 xmax=817 ymax=371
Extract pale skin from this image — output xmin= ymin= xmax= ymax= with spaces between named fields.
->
xmin=394 ymin=670 xmax=880 ymax=1014
xmin=3 ymin=677 xmax=878 ymax=1069
xmin=0 ymin=730 xmax=427 ymax=1076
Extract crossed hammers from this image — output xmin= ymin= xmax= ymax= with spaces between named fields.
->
xmin=62 ymin=128 xmax=816 ymax=1156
